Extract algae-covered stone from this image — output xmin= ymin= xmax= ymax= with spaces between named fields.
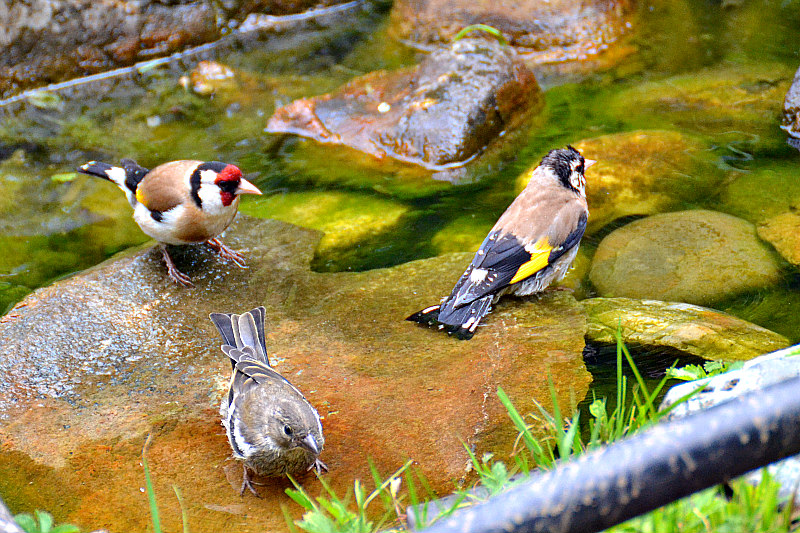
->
xmin=608 ymin=63 xmax=793 ymax=142
xmin=239 ymin=190 xmax=408 ymax=256
xmin=758 ymin=210 xmax=800 ymax=266
xmin=589 ymin=210 xmax=782 ymax=306
xmin=720 ymin=160 xmax=800 ymax=225
xmin=431 ymin=215 xmax=494 ymax=255
xmin=517 ymin=131 xmax=719 ymax=234
xmin=0 ymin=216 xmax=590 ymax=533
xmin=583 ymin=297 xmax=790 ymax=361
xmin=388 ymin=0 xmax=635 ymax=68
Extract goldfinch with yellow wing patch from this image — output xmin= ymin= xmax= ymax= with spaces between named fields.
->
xmin=407 ymin=146 xmax=593 ymax=339
xmin=77 ymin=159 xmax=262 ymax=286
xmin=210 ymin=307 xmax=326 ymax=496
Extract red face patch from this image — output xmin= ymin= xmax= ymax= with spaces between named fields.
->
xmin=215 ymin=165 xmax=242 ymax=206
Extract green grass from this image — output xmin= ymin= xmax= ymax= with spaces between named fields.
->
xmin=282 ymin=331 xmax=798 ymax=533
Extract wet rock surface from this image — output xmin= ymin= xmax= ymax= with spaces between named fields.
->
xmin=266 ymin=38 xmax=543 ymax=173
xmin=589 ymin=210 xmax=783 ymax=306
xmin=583 ymin=297 xmax=790 ymax=362
xmin=0 ymin=0 xmax=353 ymax=98
xmin=0 ymin=216 xmax=591 ymax=532
xmin=517 ymin=131 xmax=720 ymax=235
xmin=781 ymin=65 xmax=800 ymax=150
xmin=388 ymin=0 xmax=634 ymax=66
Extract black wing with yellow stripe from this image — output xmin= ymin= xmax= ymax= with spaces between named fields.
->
xmin=447 ymin=211 xmax=588 ymax=309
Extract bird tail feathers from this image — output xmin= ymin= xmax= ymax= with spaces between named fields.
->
xmin=210 ymin=307 xmax=269 ymax=367
xmin=406 ymin=296 xmax=493 ymax=340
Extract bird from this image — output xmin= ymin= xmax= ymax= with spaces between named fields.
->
xmin=407 ymin=146 xmax=593 ymax=340
xmin=77 ymin=158 xmax=262 ymax=286
xmin=209 ymin=306 xmax=326 ymax=496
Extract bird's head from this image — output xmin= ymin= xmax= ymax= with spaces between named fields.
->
xmin=267 ymin=397 xmax=324 ymax=456
xmin=541 ymin=146 xmax=595 ymax=195
xmin=191 ymin=161 xmax=262 ymax=209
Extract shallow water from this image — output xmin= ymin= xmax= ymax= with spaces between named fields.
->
xmin=0 ymin=0 xmax=799 ymax=527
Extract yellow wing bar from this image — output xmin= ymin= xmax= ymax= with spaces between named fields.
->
xmin=509 ymin=239 xmax=552 ymax=284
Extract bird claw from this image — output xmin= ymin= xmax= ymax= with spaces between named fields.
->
xmin=309 ymin=458 xmax=329 ymax=475
xmin=206 ymin=238 xmax=247 ymax=268
xmin=161 ymin=246 xmax=193 ymax=287
xmin=240 ymin=465 xmax=262 ymax=498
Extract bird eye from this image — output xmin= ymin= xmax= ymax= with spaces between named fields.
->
xmin=218 ymin=180 xmax=239 ymax=194
xmin=283 ymin=425 xmax=293 ymax=436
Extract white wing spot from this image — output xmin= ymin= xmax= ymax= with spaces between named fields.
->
xmin=469 ymin=268 xmax=488 ymax=283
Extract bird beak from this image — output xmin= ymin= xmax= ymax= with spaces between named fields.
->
xmin=236 ymin=178 xmax=262 ymax=196
xmin=297 ymin=434 xmax=319 ymax=455
xmin=584 ymin=159 xmax=597 ymax=169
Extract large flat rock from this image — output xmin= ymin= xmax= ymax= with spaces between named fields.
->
xmin=0 ymin=216 xmax=591 ymax=532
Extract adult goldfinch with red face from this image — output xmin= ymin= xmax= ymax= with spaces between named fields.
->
xmin=407 ymin=146 xmax=594 ymax=340
xmin=77 ymin=159 xmax=262 ymax=286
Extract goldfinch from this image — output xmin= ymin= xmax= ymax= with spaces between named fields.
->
xmin=77 ymin=159 xmax=262 ymax=286
xmin=407 ymin=146 xmax=593 ymax=339
xmin=210 ymin=307 xmax=326 ymax=496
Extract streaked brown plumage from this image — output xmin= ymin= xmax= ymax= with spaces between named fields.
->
xmin=77 ymin=158 xmax=261 ymax=286
xmin=407 ymin=146 xmax=593 ymax=339
xmin=210 ymin=307 xmax=326 ymax=496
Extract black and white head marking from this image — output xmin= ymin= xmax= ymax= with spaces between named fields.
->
xmin=541 ymin=145 xmax=586 ymax=195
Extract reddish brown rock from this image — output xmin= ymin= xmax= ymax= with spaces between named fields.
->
xmin=0 ymin=0 xmax=355 ymax=98
xmin=266 ymin=38 xmax=543 ymax=171
xmin=389 ymin=0 xmax=635 ymax=66
xmin=0 ymin=216 xmax=590 ymax=532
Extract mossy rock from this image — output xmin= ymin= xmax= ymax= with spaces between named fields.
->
xmin=589 ymin=210 xmax=783 ymax=306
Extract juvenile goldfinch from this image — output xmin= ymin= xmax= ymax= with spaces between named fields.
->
xmin=407 ymin=146 xmax=593 ymax=340
xmin=210 ymin=307 xmax=326 ymax=496
xmin=77 ymin=159 xmax=262 ymax=286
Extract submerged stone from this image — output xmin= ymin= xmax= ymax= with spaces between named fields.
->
xmin=388 ymin=0 xmax=635 ymax=68
xmin=517 ymin=131 xmax=720 ymax=235
xmin=266 ymin=38 xmax=543 ymax=174
xmin=583 ymin=297 xmax=790 ymax=362
xmin=608 ymin=63 xmax=794 ymax=143
xmin=589 ymin=210 xmax=783 ymax=306
xmin=0 ymin=216 xmax=590 ymax=532
xmin=239 ymin=190 xmax=409 ymax=257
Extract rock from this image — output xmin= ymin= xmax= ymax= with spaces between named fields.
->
xmin=781 ymin=65 xmax=800 ymax=150
xmin=660 ymin=345 xmax=800 ymax=505
xmin=758 ymin=208 xmax=800 ymax=266
xmin=179 ymin=61 xmax=239 ymax=97
xmin=266 ymin=38 xmax=543 ymax=173
xmin=719 ymin=288 xmax=800 ymax=344
xmin=239 ymin=190 xmax=409 ymax=258
xmin=0 ymin=216 xmax=591 ymax=532
xmin=583 ymin=297 xmax=790 ymax=362
xmin=721 ymin=160 xmax=800 ymax=225
xmin=0 ymin=0 xmax=218 ymax=98
xmin=388 ymin=0 xmax=635 ymax=68
xmin=589 ymin=210 xmax=783 ymax=306
xmin=608 ymin=63 xmax=794 ymax=144
xmin=719 ymin=160 xmax=800 ymax=267
xmin=516 ymin=131 xmax=720 ymax=235
xmin=0 ymin=0 xmax=357 ymax=98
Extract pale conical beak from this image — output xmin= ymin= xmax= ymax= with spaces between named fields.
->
xmin=584 ymin=159 xmax=597 ymax=169
xmin=297 ymin=434 xmax=319 ymax=455
xmin=236 ymin=178 xmax=262 ymax=196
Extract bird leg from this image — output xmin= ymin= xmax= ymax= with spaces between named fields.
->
xmin=309 ymin=458 xmax=329 ymax=475
xmin=206 ymin=238 xmax=247 ymax=268
xmin=160 ymin=245 xmax=193 ymax=287
xmin=240 ymin=465 xmax=262 ymax=498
